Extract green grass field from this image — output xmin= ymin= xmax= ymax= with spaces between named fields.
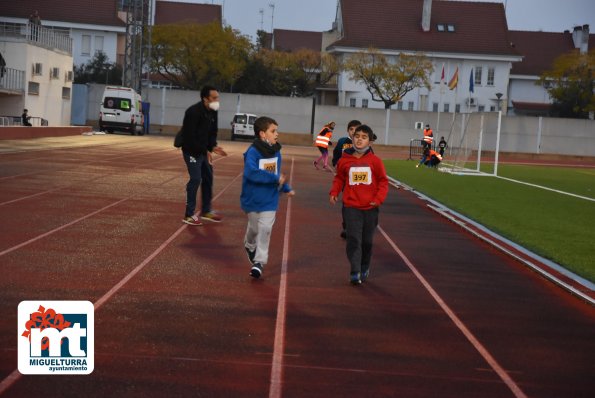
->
xmin=384 ymin=160 xmax=595 ymax=283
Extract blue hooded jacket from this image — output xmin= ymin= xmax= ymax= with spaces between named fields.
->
xmin=240 ymin=141 xmax=292 ymax=212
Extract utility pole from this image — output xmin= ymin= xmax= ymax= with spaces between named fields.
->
xmin=269 ymin=3 xmax=275 ymax=33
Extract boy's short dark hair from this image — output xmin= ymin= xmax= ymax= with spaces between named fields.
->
xmin=354 ymin=124 xmax=377 ymax=141
xmin=254 ymin=116 xmax=278 ymax=136
xmin=200 ymin=85 xmax=217 ymax=100
xmin=347 ymin=120 xmax=361 ymax=130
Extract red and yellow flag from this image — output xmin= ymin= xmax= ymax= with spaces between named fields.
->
xmin=448 ymin=67 xmax=459 ymax=90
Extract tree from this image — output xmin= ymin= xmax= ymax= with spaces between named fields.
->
xmin=234 ymin=48 xmax=340 ymax=97
xmin=343 ymin=48 xmax=433 ymax=109
xmin=538 ymin=50 xmax=595 ymax=119
xmin=150 ymin=21 xmax=252 ymax=91
xmin=74 ymin=51 xmax=122 ymax=85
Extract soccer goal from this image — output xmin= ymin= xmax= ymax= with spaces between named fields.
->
xmin=440 ymin=111 xmax=502 ymax=176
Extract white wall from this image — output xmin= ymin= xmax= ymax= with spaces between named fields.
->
xmin=0 ymin=39 xmax=72 ymax=125
xmin=508 ymin=77 xmax=552 ymax=111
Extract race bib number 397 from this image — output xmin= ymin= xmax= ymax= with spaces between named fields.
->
xmin=349 ymin=166 xmax=372 ymax=185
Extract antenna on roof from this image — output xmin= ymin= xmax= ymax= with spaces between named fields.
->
xmin=269 ymin=2 xmax=275 ymax=34
xmin=259 ymin=8 xmax=264 ymax=31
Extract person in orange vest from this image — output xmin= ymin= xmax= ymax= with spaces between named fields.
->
xmin=422 ymin=124 xmax=433 ymax=150
xmin=314 ymin=121 xmax=335 ymax=170
xmin=416 ymin=147 xmax=442 ymax=168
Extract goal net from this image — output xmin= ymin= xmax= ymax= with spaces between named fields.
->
xmin=439 ymin=111 xmax=501 ymax=176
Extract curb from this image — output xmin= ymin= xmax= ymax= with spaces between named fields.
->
xmin=388 ymin=176 xmax=595 ymax=306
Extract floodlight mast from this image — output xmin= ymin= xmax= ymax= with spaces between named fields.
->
xmin=122 ymin=0 xmax=152 ymax=94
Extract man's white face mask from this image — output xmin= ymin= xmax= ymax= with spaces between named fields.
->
xmin=208 ymin=101 xmax=220 ymax=111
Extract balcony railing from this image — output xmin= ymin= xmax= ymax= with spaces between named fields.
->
xmin=0 ymin=67 xmax=26 ymax=93
xmin=0 ymin=22 xmax=72 ymax=55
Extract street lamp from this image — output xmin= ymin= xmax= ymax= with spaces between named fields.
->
xmin=495 ymin=92 xmax=503 ymax=112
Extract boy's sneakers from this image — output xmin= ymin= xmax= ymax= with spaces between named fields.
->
xmin=200 ymin=211 xmax=223 ymax=223
xmin=361 ymin=269 xmax=370 ymax=282
xmin=245 ymin=247 xmax=256 ymax=264
xmin=182 ymin=215 xmax=203 ymax=226
xmin=250 ymin=262 xmax=263 ymax=279
xmin=350 ymin=272 xmax=362 ymax=285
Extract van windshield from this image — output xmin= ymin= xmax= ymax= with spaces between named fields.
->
xmin=234 ymin=115 xmax=247 ymax=124
xmin=248 ymin=116 xmax=257 ymax=124
xmin=104 ymin=97 xmax=132 ymax=112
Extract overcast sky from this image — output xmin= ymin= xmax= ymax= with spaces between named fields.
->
xmin=175 ymin=0 xmax=595 ymax=41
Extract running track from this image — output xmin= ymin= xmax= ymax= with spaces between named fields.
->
xmin=0 ymin=135 xmax=593 ymax=397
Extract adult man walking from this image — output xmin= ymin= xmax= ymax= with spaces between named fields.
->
xmin=181 ymin=85 xmax=227 ymax=225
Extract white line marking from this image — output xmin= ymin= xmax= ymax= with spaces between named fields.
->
xmin=378 ymin=226 xmax=528 ymax=398
xmin=269 ymin=157 xmax=294 ymax=398
xmin=495 ymin=175 xmax=595 ymax=202
xmin=0 ymin=168 xmax=242 ymax=395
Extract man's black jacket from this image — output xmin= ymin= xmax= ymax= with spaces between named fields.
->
xmin=181 ymin=101 xmax=218 ymax=157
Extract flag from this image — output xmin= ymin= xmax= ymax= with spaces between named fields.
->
xmin=440 ymin=64 xmax=445 ymax=94
xmin=448 ymin=67 xmax=458 ymax=90
xmin=469 ymin=69 xmax=474 ymax=93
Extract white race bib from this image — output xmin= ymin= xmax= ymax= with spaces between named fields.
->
xmin=349 ymin=166 xmax=372 ymax=185
xmin=259 ymin=157 xmax=278 ymax=174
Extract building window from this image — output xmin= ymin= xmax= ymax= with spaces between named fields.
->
xmin=62 ymin=87 xmax=71 ymax=99
xmin=362 ymin=99 xmax=368 ymax=108
xmin=432 ymin=102 xmax=439 ymax=112
xmin=474 ymin=66 xmax=482 ymax=85
xmin=436 ymin=24 xmax=445 ymax=32
xmin=397 ymin=101 xmax=403 ymax=110
xmin=81 ymin=35 xmax=91 ymax=55
xmin=349 ymin=98 xmax=356 ymax=107
xmin=455 ymin=104 xmax=461 ymax=113
xmin=487 ymin=67 xmax=495 ymax=86
xmin=28 ymin=81 xmax=40 ymax=95
xmin=407 ymin=101 xmax=414 ymax=111
xmin=490 ymin=105 xmax=496 ymax=112
xmin=50 ymin=67 xmax=60 ymax=79
xmin=447 ymin=24 xmax=455 ymax=32
xmin=95 ymin=36 xmax=104 ymax=54
xmin=478 ymin=105 xmax=485 ymax=112
xmin=444 ymin=103 xmax=450 ymax=112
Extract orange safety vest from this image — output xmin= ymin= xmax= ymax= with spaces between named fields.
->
xmin=423 ymin=128 xmax=433 ymax=144
xmin=315 ymin=127 xmax=333 ymax=149
xmin=429 ymin=149 xmax=442 ymax=161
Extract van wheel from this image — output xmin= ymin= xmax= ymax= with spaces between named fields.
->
xmin=231 ymin=133 xmax=235 ymax=141
xmin=130 ymin=123 xmax=136 ymax=135
xmin=137 ymin=125 xmax=145 ymax=136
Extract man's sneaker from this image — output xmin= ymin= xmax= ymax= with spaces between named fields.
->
xmin=350 ymin=272 xmax=362 ymax=285
xmin=250 ymin=262 xmax=263 ymax=279
xmin=182 ymin=215 xmax=203 ymax=226
xmin=361 ymin=269 xmax=370 ymax=282
xmin=245 ymin=247 xmax=256 ymax=265
xmin=200 ymin=211 xmax=223 ymax=223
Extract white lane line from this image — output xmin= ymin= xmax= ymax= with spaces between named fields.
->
xmin=495 ymin=175 xmax=595 ymax=202
xmin=0 ymin=168 xmax=242 ymax=395
xmin=378 ymin=226 xmax=528 ymax=398
xmin=269 ymin=157 xmax=295 ymax=398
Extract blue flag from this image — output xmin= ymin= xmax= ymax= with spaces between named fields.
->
xmin=469 ymin=69 xmax=474 ymax=93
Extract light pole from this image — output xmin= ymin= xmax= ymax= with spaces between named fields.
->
xmin=495 ymin=92 xmax=503 ymax=112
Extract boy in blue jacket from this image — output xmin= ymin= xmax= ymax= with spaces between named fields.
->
xmin=241 ymin=116 xmax=295 ymax=278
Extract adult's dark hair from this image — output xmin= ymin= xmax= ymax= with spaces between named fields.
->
xmin=254 ymin=116 xmax=278 ymax=136
xmin=354 ymin=124 xmax=377 ymax=141
xmin=200 ymin=85 xmax=217 ymax=100
xmin=347 ymin=120 xmax=361 ymax=130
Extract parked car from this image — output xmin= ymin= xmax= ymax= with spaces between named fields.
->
xmin=99 ymin=86 xmax=144 ymax=135
xmin=230 ymin=113 xmax=257 ymax=141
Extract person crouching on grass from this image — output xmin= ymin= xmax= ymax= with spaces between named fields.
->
xmin=241 ymin=116 xmax=295 ymax=279
xmin=329 ymin=125 xmax=389 ymax=285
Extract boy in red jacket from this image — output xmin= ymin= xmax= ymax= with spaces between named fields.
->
xmin=329 ymin=125 xmax=389 ymax=285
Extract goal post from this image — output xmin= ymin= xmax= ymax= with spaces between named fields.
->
xmin=440 ymin=111 xmax=501 ymax=176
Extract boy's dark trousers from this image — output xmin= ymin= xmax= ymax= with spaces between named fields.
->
xmin=343 ymin=206 xmax=379 ymax=275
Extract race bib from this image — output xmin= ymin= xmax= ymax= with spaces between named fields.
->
xmin=349 ymin=166 xmax=372 ymax=185
xmin=259 ymin=157 xmax=278 ymax=174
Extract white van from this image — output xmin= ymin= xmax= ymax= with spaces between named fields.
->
xmin=99 ymin=86 xmax=144 ymax=135
xmin=230 ymin=113 xmax=258 ymax=140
